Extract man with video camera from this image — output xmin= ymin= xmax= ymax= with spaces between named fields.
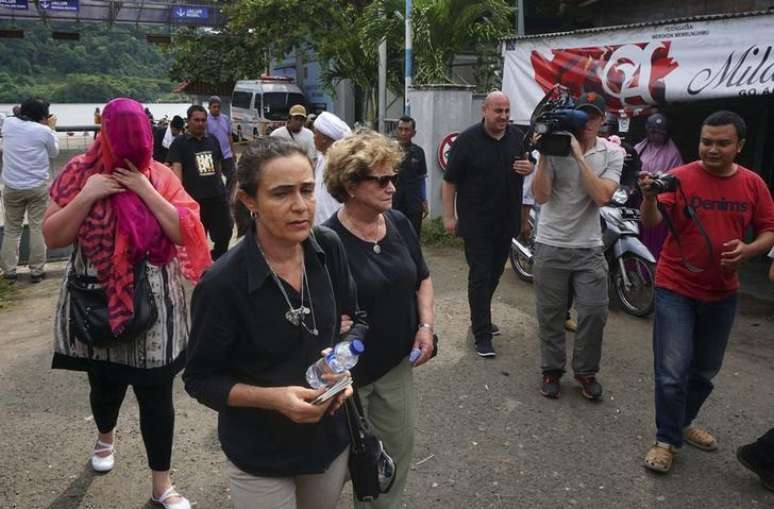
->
xmin=639 ymin=110 xmax=774 ymax=474
xmin=531 ymin=92 xmax=623 ymax=401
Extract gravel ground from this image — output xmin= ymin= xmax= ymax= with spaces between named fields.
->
xmin=1 ymin=245 xmax=773 ymax=509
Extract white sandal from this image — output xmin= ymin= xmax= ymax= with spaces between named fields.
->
xmin=151 ymin=486 xmax=191 ymax=509
xmin=90 ymin=439 xmax=114 ymax=473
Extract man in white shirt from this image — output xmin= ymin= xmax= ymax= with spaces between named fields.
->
xmin=1 ymin=97 xmax=59 ymax=283
xmin=270 ymin=104 xmax=317 ymax=164
xmin=311 ymin=111 xmax=351 ymax=225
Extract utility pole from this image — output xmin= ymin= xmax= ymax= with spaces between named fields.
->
xmin=516 ymin=0 xmax=525 ymax=35
xmin=405 ymin=0 xmax=412 ymax=116
xmin=379 ymin=39 xmax=387 ymax=133
xmin=378 ymin=2 xmax=387 ymax=133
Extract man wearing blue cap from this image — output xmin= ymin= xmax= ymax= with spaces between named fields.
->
xmin=531 ymin=91 xmax=623 ymax=401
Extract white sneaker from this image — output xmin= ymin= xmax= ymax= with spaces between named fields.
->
xmin=151 ymin=486 xmax=191 ymax=509
xmin=90 ymin=439 xmax=114 ymax=473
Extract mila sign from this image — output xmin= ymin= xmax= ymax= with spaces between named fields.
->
xmin=502 ymin=13 xmax=774 ymax=122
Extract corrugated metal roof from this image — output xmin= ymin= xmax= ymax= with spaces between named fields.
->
xmin=501 ymin=9 xmax=774 ymax=42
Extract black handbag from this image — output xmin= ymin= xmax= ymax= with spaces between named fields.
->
xmin=344 ymin=390 xmax=396 ymax=502
xmin=67 ymin=260 xmax=158 ymax=348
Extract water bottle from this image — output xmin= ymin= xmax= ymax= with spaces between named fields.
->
xmin=306 ymin=339 xmax=365 ymax=389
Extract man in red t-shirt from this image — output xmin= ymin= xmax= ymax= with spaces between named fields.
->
xmin=638 ymin=110 xmax=774 ymax=474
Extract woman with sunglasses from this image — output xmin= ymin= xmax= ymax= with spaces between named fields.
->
xmin=183 ymin=137 xmax=367 ymax=509
xmin=323 ymin=130 xmax=436 ymax=509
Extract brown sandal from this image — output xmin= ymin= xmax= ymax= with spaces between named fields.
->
xmin=683 ymin=426 xmax=718 ymax=451
xmin=644 ymin=442 xmax=675 ymax=473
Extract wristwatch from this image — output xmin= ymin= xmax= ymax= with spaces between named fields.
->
xmin=418 ymin=322 xmax=434 ymax=332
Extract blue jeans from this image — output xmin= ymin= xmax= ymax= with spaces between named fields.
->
xmin=653 ymin=287 xmax=737 ymax=447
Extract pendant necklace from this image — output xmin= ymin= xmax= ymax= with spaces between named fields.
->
xmin=343 ymin=210 xmax=383 ymax=255
xmin=256 ymin=240 xmax=319 ymax=336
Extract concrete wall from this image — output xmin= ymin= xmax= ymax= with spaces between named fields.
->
xmin=407 ymin=86 xmax=474 ymax=219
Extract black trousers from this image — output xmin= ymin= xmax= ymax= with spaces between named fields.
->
xmin=393 ymin=195 xmax=423 ymax=240
xmin=396 ymin=206 xmax=423 ymax=240
xmin=88 ymin=372 xmax=175 ymax=471
xmin=222 ymin=157 xmax=236 ymax=197
xmin=463 ymin=235 xmax=511 ymax=343
xmin=198 ymin=195 xmax=233 ymax=260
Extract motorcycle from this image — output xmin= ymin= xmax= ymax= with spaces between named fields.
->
xmin=510 ymin=187 xmax=656 ymax=317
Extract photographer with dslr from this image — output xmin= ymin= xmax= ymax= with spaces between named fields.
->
xmin=640 ymin=111 xmax=774 ymax=475
xmin=531 ymin=92 xmax=623 ymax=401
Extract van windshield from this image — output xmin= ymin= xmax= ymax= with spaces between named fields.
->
xmin=263 ymin=93 xmax=306 ymax=120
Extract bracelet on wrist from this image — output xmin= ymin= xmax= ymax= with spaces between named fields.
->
xmin=418 ymin=322 xmax=433 ymax=332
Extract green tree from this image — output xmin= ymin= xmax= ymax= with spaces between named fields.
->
xmin=0 ymin=21 xmax=181 ymax=103
xmin=167 ymin=0 xmax=513 ymax=121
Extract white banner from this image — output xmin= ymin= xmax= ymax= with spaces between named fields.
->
xmin=502 ymin=14 xmax=774 ymax=124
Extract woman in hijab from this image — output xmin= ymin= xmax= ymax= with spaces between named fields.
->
xmin=43 ymin=98 xmax=211 ymax=509
xmin=634 ymin=113 xmax=683 ymax=259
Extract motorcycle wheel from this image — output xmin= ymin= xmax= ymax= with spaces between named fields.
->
xmin=613 ymin=253 xmax=655 ymax=317
xmin=509 ymin=243 xmax=534 ymax=283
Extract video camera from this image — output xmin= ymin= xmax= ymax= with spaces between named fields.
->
xmin=525 ymin=85 xmax=589 ymax=157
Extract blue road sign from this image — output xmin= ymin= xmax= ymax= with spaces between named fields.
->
xmin=38 ymin=0 xmax=79 ymax=11
xmin=171 ymin=5 xmax=209 ymax=21
xmin=0 ymin=0 xmax=28 ymax=10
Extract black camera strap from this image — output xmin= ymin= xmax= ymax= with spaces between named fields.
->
xmin=658 ymin=183 xmax=715 ymax=273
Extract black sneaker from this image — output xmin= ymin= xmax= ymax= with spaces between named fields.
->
xmin=737 ymin=444 xmax=774 ymax=492
xmin=541 ymin=373 xmax=561 ymax=398
xmin=30 ymin=272 xmax=46 ymax=284
xmin=490 ymin=323 xmax=501 ymax=336
xmin=474 ymin=340 xmax=496 ymax=358
xmin=575 ymin=375 xmax=603 ymax=401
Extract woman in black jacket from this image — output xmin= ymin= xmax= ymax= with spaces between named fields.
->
xmin=184 ymin=137 xmax=367 ymax=509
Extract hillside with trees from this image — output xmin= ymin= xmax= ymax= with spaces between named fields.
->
xmin=0 ymin=22 xmax=182 ymax=103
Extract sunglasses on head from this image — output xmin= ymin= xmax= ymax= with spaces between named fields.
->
xmin=360 ymin=174 xmax=398 ymax=188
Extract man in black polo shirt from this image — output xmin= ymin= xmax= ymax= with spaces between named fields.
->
xmin=167 ymin=104 xmax=233 ymax=260
xmin=393 ymin=115 xmax=428 ymax=237
xmin=442 ymin=91 xmax=533 ymax=357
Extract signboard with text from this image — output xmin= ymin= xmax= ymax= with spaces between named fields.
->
xmin=38 ymin=0 xmax=78 ymax=11
xmin=0 ymin=0 xmax=28 ymax=10
xmin=171 ymin=5 xmax=210 ymax=22
xmin=502 ymin=13 xmax=774 ymax=123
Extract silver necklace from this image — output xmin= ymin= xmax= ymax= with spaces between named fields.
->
xmin=256 ymin=240 xmax=319 ymax=336
xmin=342 ymin=211 xmax=383 ymax=254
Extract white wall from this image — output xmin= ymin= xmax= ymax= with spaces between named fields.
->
xmin=407 ymin=86 xmax=474 ymax=219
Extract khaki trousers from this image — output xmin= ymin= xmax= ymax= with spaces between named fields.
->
xmin=0 ymin=183 xmax=48 ymax=276
xmin=355 ymin=358 xmax=416 ymax=509
xmin=226 ymin=448 xmax=349 ymax=509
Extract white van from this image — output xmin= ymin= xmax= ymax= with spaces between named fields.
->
xmin=231 ymin=76 xmax=306 ymax=138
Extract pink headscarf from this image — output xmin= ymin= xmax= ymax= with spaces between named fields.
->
xmin=635 ymin=137 xmax=683 ymax=174
xmin=100 ymin=99 xmax=176 ymax=265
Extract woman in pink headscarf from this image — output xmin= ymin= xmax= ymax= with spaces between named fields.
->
xmin=43 ymin=98 xmax=211 ymax=509
xmin=635 ymin=113 xmax=683 ymax=259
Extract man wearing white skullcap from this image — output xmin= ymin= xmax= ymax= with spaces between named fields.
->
xmin=312 ymin=112 xmax=352 ymax=225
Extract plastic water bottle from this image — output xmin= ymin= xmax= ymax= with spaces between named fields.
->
xmin=306 ymin=339 xmax=365 ymax=389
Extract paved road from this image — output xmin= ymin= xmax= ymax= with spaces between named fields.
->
xmin=1 ymin=246 xmax=772 ymax=508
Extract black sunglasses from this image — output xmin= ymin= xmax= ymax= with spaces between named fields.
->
xmin=360 ymin=174 xmax=398 ymax=188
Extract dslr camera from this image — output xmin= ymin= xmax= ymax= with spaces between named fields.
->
xmin=649 ymin=173 xmax=679 ymax=194
xmin=525 ymin=85 xmax=590 ymax=157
